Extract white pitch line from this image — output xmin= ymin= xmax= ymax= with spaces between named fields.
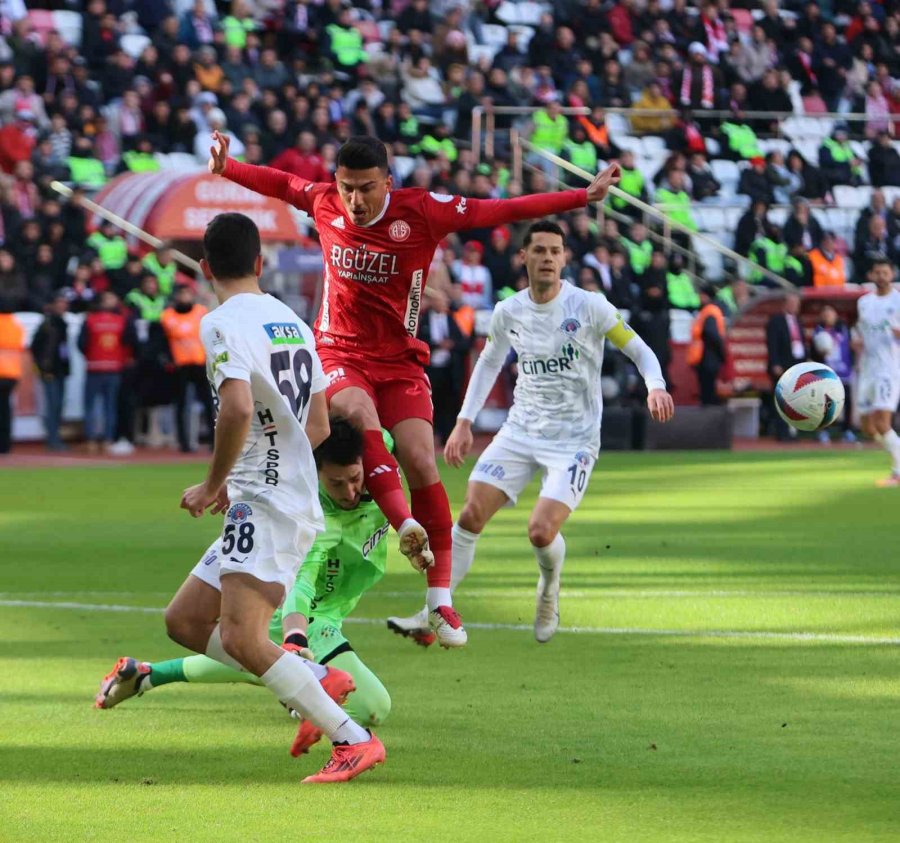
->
xmin=2 ymin=599 xmax=898 ymax=646
xmin=4 ymin=589 xmax=898 ymax=600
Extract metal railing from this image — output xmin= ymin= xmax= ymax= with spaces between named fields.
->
xmin=518 ymin=139 xmax=791 ymax=290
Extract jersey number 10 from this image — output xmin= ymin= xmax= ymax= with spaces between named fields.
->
xmin=270 ymin=349 xmax=313 ymax=421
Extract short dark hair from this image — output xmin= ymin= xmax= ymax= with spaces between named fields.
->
xmin=869 ymin=254 xmax=894 ymax=270
xmin=314 ymin=417 xmax=364 ymax=468
xmin=203 ymin=213 xmax=261 ymax=281
xmin=336 ymin=136 xmax=389 ymax=173
xmin=523 ymin=220 xmax=565 ymax=248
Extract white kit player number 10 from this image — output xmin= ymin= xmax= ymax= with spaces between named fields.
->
xmin=270 ymin=348 xmax=313 ymax=421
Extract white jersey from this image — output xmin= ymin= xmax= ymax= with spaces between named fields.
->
xmin=460 ymin=283 xmax=664 ymax=454
xmin=856 ymin=289 xmax=900 ymax=379
xmin=201 ymin=293 xmax=326 ymax=529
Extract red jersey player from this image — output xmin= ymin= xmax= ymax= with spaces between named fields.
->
xmin=208 ymin=131 xmax=621 ymax=649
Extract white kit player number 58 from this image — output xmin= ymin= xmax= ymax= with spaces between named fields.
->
xmin=270 ymin=348 xmax=313 ymax=421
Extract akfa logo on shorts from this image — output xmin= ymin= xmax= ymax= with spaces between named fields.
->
xmin=227 ymin=503 xmax=253 ymax=523
xmin=574 ymin=450 xmax=591 ymax=467
xmin=201 ymin=548 xmax=218 ymax=566
xmin=560 ymin=318 xmax=581 ymax=334
xmin=389 ymin=220 xmax=411 ymax=241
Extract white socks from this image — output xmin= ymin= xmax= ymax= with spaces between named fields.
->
xmin=875 ymin=429 xmax=900 ymax=474
xmin=260 ymin=652 xmax=368 ymax=745
xmin=533 ymin=534 xmax=566 ymax=594
xmin=205 ymin=625 xmax=246 ymax=671
xmin=426 ymin=587 xmax=452 ymax=611
xmin=450 ymin=523 xmax=479 ymax=593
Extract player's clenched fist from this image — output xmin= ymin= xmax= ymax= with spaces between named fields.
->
xmin=180 ymin=482 xmax=221 ymax=517
xmin=647 ymin=389 xmax=675 ymax=423
xmin=208 ymin=130 xmax=230 ymax=175
xmin=443 ymin=420 xmax=473 ymax=468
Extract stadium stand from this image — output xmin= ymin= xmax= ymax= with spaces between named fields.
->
xmin=2 ymin=0 xmax=899 ymax=446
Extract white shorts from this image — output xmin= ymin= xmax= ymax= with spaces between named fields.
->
xmin=190 ymin=500 xmax=318 ymax=595
xmin=858 ymin=371 xmax=900 ymax=414
xmin=468 ymin=435 xmax=596 ymax=510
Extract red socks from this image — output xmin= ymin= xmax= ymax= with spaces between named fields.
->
xmin=411 ymin=482 xmax=453 ymax=588
xmin=362 ymin=430 xmax=412 ymax=530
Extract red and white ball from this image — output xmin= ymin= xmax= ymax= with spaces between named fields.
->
xmin=774 ymin=362 xmax=846 ymax=432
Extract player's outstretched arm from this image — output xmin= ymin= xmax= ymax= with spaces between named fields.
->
xmin=180 ymin=378 xmax=254 ymax=517
xmin=208 ymin=130 xmax=318 ymax=212
xmin=430 ymin=164 xmax=621 ymax=236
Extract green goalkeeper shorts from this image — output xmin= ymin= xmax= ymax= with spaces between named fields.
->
xmin=268 ymin=614 xmax=351 ymax=664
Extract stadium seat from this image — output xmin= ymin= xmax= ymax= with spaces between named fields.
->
xmin=694 ymin=242 xmax=725 ymax=280
xmin=468 ymin=44 xmax=500 ymax=65
xmin=376 ymin=19 xmax=395 ymax=40
xmin=768 ymin=207 xmax=789 ymax=227
xmin=794 ymin=139 xmax=820 ymax=166
xmin=832 ymin=185 xmax=867 ymax=210
xmin=392 ymin=155 xmax=416 ymax=182
xmin=481 ymin=24 xmax=509 ymax=47
xmin=615 ymin=136 xmax=643 ymax=155
xmin=606 ymin=112 xmax=630 ymax=137
xmin=758 ymin=138 xmax=792 ymax=157
xmin=53 ymin=10 xmax=82 ymax=47
xmin=496 ymin=1 xmax=546 ymax=25
xmin=121 ymin=33 xmax=151 ymax=60
xmin=710 ymin=159 xmax=740 ymax=191
xmin=881 ymin=186 xmax=900 ymax=205
xmin=157 ymin=152 xmax=200 ymax=170
xmin=641 ymin=135 xmax=666 ymax=157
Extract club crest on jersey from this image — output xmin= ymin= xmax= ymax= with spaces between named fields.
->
xmin=560 ymin=318 xmax=581 ymax=334
xmin=227 ymin=503 xmax=252 ymax=523
xmin=389 ymin=220 xmax=411 ymax=241
xmin=574 ymin=451 xmax=591 ymax=467
xmin=264 ymin=323 xmax=304 ymax=345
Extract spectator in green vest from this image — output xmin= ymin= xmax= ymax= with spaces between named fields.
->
xmin=125 ymin=272 xmax=168 ymax=322
xmin=222 ymin=0 xmax=257 ymax=49
xmin=654 ymin=169 xmax=697 ymax=233
xmin=719 ymin=112 xmax=762 ymax=161
xmin=620 ymin=221 xmax=654 ymax=276
xmin=562 ymin=124 xmax=598 ymax=187
xmin=528 ymin=99 xmax=569 ymax=180
xmin=413 ymin=124 xmax=458 ymax=163
xmin=119 ymin=136 xmax=161 ymax=174
xmin=819 ymin=123 xmax=863 ymax=187
xmin=87 ymin=220 xmax=129 ymax=272
xmin=783 ymin=242 xmax=812 ymax=287
xmin=327 ymin=10 xmax=369 ymax=74
xmin=748 ymin=227 xmax=788 ymax=288
xmin=142 ymin=245 xmax=178 ymax=297
xmin=666 ymin=254 xmax=701 ymax=311
xmin=67 ymin=136 xmax=106 ymax=189
xmin=611 ymin=149 xmax=648 ymax=219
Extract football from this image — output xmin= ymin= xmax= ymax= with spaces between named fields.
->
xmin=774 ymin=362 xmax=846 ymax=432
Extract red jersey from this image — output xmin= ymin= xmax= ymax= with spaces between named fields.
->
xmin=223 ymin=159 xmax=589 ymax=364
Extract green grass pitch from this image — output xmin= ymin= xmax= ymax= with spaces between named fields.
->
xmin=0 ymin=451 xmax=897 ymax=842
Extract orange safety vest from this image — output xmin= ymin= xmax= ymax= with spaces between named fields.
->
xmin=808 ymin=249 xmax=846 ymax=288
xmin=453 ymin=304 xmax=475 ymax=337
xmin=0 ymin=313 xmax=25 ymax=379
xmin=686 ymin=303 xmax=726 ymax=367
xmin=578 ymin=116 xmax=609 ymax=148
xmin=160 ymin=305 xmax=208 ymax=367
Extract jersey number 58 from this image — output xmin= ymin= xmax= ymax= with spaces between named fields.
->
xmin=271 ymin=349 xmax=313 ymax=421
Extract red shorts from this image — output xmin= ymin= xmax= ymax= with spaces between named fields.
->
xmin=318 ymin=347 xmax=433 ymax=430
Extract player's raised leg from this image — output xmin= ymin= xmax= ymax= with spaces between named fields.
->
xmin=393 ymin=416 xmax=467 ymax=647
xmin=329 ymin=385 xmax=434 ymax=570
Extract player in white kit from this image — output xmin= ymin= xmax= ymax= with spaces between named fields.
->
xmin=853 ymin=257 xmax=900 ymax=487
xmin=388 ymin=222 xmax=674 ymax=645
xmin=103 ymin=213 xmax=385 ymax=783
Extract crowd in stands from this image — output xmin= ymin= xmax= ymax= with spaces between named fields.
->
xmin=0 ymin=0 xmax=898 ymax=448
